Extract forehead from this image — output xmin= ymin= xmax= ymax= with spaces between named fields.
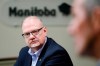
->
xmin=22 ymin=17 xmax=43 ymax=29
xmin=73 ymin=0 xmax=85 ymax=6
xmin=72 ymin=0 xmax=85 ymax=10
xmin=72 ymin=0 xmax=86 ymax=13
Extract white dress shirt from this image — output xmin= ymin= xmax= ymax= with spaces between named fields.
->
xmin=28 ymin=37 xmax=47 ymax=66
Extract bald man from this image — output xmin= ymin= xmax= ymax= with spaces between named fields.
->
xmin=14 ymin=16 xmax=73 ymax=66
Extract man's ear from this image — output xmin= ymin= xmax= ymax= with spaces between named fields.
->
xmin=43 ymin=27 xmax=47 ymax=36
xmin=91 ymin=7 xmax=100 ymax=34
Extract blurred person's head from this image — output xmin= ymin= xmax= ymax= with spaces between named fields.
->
xmin=22 ymin=16 xmax=47 ymax=52
xmin=68 ymin=0 xmax=100 ymax=60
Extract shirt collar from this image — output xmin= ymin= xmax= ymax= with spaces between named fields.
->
xmin=28 ymin=37 xmax=47 ymax=57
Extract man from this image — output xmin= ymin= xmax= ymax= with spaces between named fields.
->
xmin=14 ymin=16 xmax=73 ymax=66
xmin=67 ymin=0 xmax=100 ymax=65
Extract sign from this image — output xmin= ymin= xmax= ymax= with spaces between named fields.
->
xmin=0 ymin=0 xmax=71 ymax=27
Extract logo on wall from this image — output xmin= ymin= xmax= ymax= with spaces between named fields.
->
xmin=9 ymin=7 xmax=56 ymax=17
xmin=58 ymin=3 xmax=71 ymax=16
xmin=9 ymin=3 xmax=71 ymax=17
xmin=0 ymin=0 xmax=71 ymax=27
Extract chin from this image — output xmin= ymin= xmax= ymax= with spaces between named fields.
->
xmin=75 ymin=47 xmax=87 ymax=56
xmin=76 ymin=49 xmax=93 ymax=58
xmin=30 ymin=43 xmax=40 ymax=48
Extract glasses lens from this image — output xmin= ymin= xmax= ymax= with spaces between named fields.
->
xmin=32 ymin=27 xmax=43 ymax=35
xmin=22 ymin=33 xmax=30 ymax=38
xmin=22 ymin=27 xmax=44 ymax=38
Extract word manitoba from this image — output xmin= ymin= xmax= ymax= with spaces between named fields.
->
xmin=9 ymin=7 xmax=56 ymax=17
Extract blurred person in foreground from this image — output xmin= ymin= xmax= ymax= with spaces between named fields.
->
xmin=14 ymin=16 xmax=73 ymax=66
xmin=68 ymin=0 xmax=100 ymax=65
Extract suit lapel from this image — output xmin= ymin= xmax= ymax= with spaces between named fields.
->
xmin=25 ymin=54 xmax=32 ymax=66
xmin=36 ymin=37 xmax=51 ymax=66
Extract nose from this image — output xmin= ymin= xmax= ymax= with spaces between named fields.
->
xmin=67 ymin=23 xmax=77 ymax=36
xmin=29 ymin=33 xmax=36 ymax=39
xmin=67 ymin=26 xmax=73 ymax=35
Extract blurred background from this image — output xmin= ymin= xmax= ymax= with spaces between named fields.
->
xmin=0 ymin=0 xmax=96 ymax=66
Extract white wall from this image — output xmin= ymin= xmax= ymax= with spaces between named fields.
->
xmin=0 ymin=0 xmax=96 ymax=66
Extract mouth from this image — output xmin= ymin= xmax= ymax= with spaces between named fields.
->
xmin=30 ymin=40 xmax=38 ymax=44
xmin=28 ymin=40 xmax=40 ymax=48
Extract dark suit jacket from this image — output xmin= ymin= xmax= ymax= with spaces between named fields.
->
xmin=14 ymin=37 xmax=73 ymax=66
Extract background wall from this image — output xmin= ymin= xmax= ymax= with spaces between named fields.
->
xmin=0 ymin=0 xmax=96 ymax=66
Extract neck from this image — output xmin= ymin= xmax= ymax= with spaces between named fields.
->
xmin=92 ymin=34 xmax=100 ymax=60
xmin=31 ymin=44 xmax=43 ymax=52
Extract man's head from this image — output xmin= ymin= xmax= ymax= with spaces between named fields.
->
xmin=22 ymin=16 xmax=47 ymax=51
xmin=68 ymin=0 xmax=100 ymax=58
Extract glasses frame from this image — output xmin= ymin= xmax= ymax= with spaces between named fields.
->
xmin=22 ymin=27 xmax=44 ymax=38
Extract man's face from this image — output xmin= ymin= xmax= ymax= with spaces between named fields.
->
xmin=68 ymin=0 xmax=91 ymax=55
xmin=22 ymin=17 xmax=47 ymax=50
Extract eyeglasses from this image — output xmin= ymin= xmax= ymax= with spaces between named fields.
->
xmin=22 ymin=27 xmax=44 ymax=38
